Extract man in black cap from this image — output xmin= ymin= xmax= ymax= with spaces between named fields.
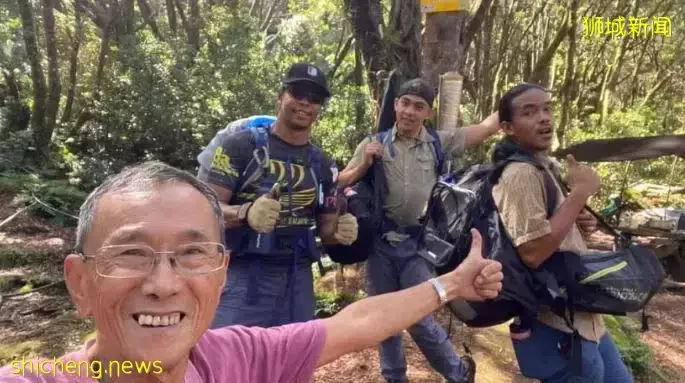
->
xmin=338 ymin=78 xmax=501 ymax=383
xmin=196 ymin=63 xmax=358 ymax=328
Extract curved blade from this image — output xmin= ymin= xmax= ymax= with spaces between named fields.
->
xmin=553 ymin=135 xmax=685 ymax=162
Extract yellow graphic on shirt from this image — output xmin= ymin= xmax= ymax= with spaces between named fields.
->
xmin=210 ymin=147 xmax=238 ymax=177
xmin=268 ymin=159 xmax=316 ymax=212
xmin=237 ymin=159 xmax=317 ymax=216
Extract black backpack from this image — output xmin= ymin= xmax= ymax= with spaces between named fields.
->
xmin=323 ymin=126 xmax=446 ymax=265
xmin=417 ymin=154 xmax=666 ymax=329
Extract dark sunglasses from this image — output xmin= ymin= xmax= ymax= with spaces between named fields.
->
xmin=287 ymin=85 xmax=327 ymax=105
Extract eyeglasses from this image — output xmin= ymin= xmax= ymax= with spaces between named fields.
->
xmin=81 ymin=242 xmax=228 ymax=279
xmin=287 ymin=85 xmax=327 ymax=105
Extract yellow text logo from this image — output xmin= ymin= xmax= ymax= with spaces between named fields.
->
xmin=582 ymin=16 xmax=672 ymax=39
xmin=6 ymin=357 xmax=163 ymax=379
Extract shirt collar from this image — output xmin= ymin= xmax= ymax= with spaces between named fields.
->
xmin=390 ymin=124 xmax=434 ymax=143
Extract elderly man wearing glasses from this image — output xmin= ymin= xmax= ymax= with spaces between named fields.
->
xmin=0 ymin=161 xmax=503 ymax=382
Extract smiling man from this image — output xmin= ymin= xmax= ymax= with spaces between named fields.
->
xmin=196 ymin=63 xmax=358 ymax=329
xmin=338 ymin=78 xmax=501 ymax=383
xmin=0 ymin=161 xmax=504 ymax=382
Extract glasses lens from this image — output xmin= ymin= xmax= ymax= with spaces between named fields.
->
xmin=174 ymin=242 xmax=225 ymax=274
xmin=94 ymin=243 xmax=225 ymax=278
xmin=288 ymin=85 xmax=325 ymax=104
xmin=97 ymin=245 xmax=154 ymax=278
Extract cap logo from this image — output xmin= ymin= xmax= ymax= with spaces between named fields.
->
xmin=307 ymin=66 xmax=318 ymax=76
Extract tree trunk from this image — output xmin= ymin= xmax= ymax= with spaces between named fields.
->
xmin=17 ymin=0 xmax=47 ymax=160
xmin=95 ymin=21 xmax=112 ymax=99
xmin=62 ymin=0 xmax=84 ymax=124
xmin=421 ymin=12 xmax=471 ymax=89
xmin=122 ymin=0 xmax=136 ymax=38
xmin=345 ymin=0 xmax=386 ymax=98
xmin=557 ymin=0 xmax=578 ymax=149
xmin=527 ymin=11 xmax=568 ymax=84
xmin=353 ymin=42 xmax=367 ymax=141
xmin=387 ymin=0 xmax=421 ymax=79
xmin=138 ymin=0 xmax=163 ymax=40
xmin=421 ymin=0 xmax=490 ymax=89
xmin=43 ymin=0 xmax=61 ymax=147
xmin=166 ymin=0 xmax=177 ymax=34
xmin=188 ymin=0 xmax=201 ymax=54
xmin=599 ymin=0 xmax=638 ymax=124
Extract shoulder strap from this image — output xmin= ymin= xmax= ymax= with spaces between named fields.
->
xmin=541 ymin=169 xmax=559 ymax=219
xmin=307 ymin=146 xmax=325 ymax=206
xmin=376 ymin=130 xmax=395 ymax=157
xmin=498 ymin=155 xmax=558 ymax=218
xmin=426 ymin=127 xmax=445 ymax=175
xmin=251 ymin=126 xmax=270 ymax=152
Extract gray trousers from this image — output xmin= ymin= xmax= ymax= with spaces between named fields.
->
xmin=366 ymin=235 xmax=469 ymax=382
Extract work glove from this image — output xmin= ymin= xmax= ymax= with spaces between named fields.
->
xmin=247 ymin=194 xmax=281 ymax=233
xmin=333 ymin=213 xmax=358 ymax=245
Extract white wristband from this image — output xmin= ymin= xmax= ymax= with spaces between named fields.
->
xmin=429 ymin=277 xmax=448 ymax=306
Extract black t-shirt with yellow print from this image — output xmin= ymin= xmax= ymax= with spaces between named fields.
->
xmin=197 ymin=129 xmax=339 ymax=232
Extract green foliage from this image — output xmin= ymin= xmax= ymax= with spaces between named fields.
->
xmin=604 ymin=315 xmax=654 ymax=378
xmin=314 ymin=289 xmax=362 ymax=318
xmin=0 ymin=170 xmax=85 ymax=226
xmin=0 ymin=130 xmax=33 ymax=170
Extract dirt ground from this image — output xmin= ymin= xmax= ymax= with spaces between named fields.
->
xmin=313 ymin=266 xmax=685 ymax=382
xmin=1 ymin=191 xmax=685 ymax=382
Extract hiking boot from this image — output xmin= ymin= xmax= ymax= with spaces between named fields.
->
xmin=461 ymin=354 xmax=476 ymax=383
xmin=461 ymin=343 xmax=476 ymax=383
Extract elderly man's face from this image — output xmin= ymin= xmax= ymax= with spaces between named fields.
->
xmin=65 ymin=182 xmax=227 ymax=368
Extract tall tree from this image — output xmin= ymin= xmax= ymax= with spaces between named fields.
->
xmin=43 ymin=0 xmax=61 ymax=148
xmin=16 ymin=0 xmax=47 ymax=161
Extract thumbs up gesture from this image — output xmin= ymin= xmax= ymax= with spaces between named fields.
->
xmin=566 ymin=155 xmax=601 ymax=199
xmin=246 ymin=183 xmax=282 ymax=233
xmin=333 ymin=190 xmax=358 ymax=246
xmin=448 ymin=229 xmax=503 ymax=301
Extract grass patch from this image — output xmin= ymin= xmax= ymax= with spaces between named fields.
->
xmin=0 ymin=340 xmax=43 ymax=364
xmin=0 ymin=247 xmax=54 ymax=269
xmin=604 ymin=315 xmax=654 ymax=378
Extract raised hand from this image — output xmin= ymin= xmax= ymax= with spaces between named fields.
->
xmin=449 ymin=229 xmax=503 ymax=301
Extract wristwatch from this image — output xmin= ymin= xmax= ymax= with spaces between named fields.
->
xmin=428 ymin=277 xmax=449 ymax=306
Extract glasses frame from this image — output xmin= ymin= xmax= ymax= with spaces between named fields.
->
xmin=79 ymin=242 xmax=228 ymax=279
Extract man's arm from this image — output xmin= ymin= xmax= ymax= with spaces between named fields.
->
xmin=337 ymin=162 xmax=370 ymax=188
xmin=203 ymin=182 xmax=250 ymax=228
xmin=494 ymin=156 xmax=600 ymax=269
xmin=338 ymin=137 xmax=379 ymax=187
xmin=316 ymin=229 xmax=503 ymax=367
xmin=517 ymin=189 xmax=589 ymax=268
xmin=196 ymin=131 xmax=254 ymax=228
xmin=462 ymin=112 xmax=500 ymax=150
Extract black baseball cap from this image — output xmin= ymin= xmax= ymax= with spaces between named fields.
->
xmin=282 ymin=63 xmax=331 ymax=98
xmin=397 ymin=78 xmax=436 ymax=107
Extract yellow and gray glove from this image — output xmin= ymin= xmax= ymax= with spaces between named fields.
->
xmin=333 ymin=213 xmax=358 ymax=245
xmin=246 ymin=194 xmax=281 ymax=233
